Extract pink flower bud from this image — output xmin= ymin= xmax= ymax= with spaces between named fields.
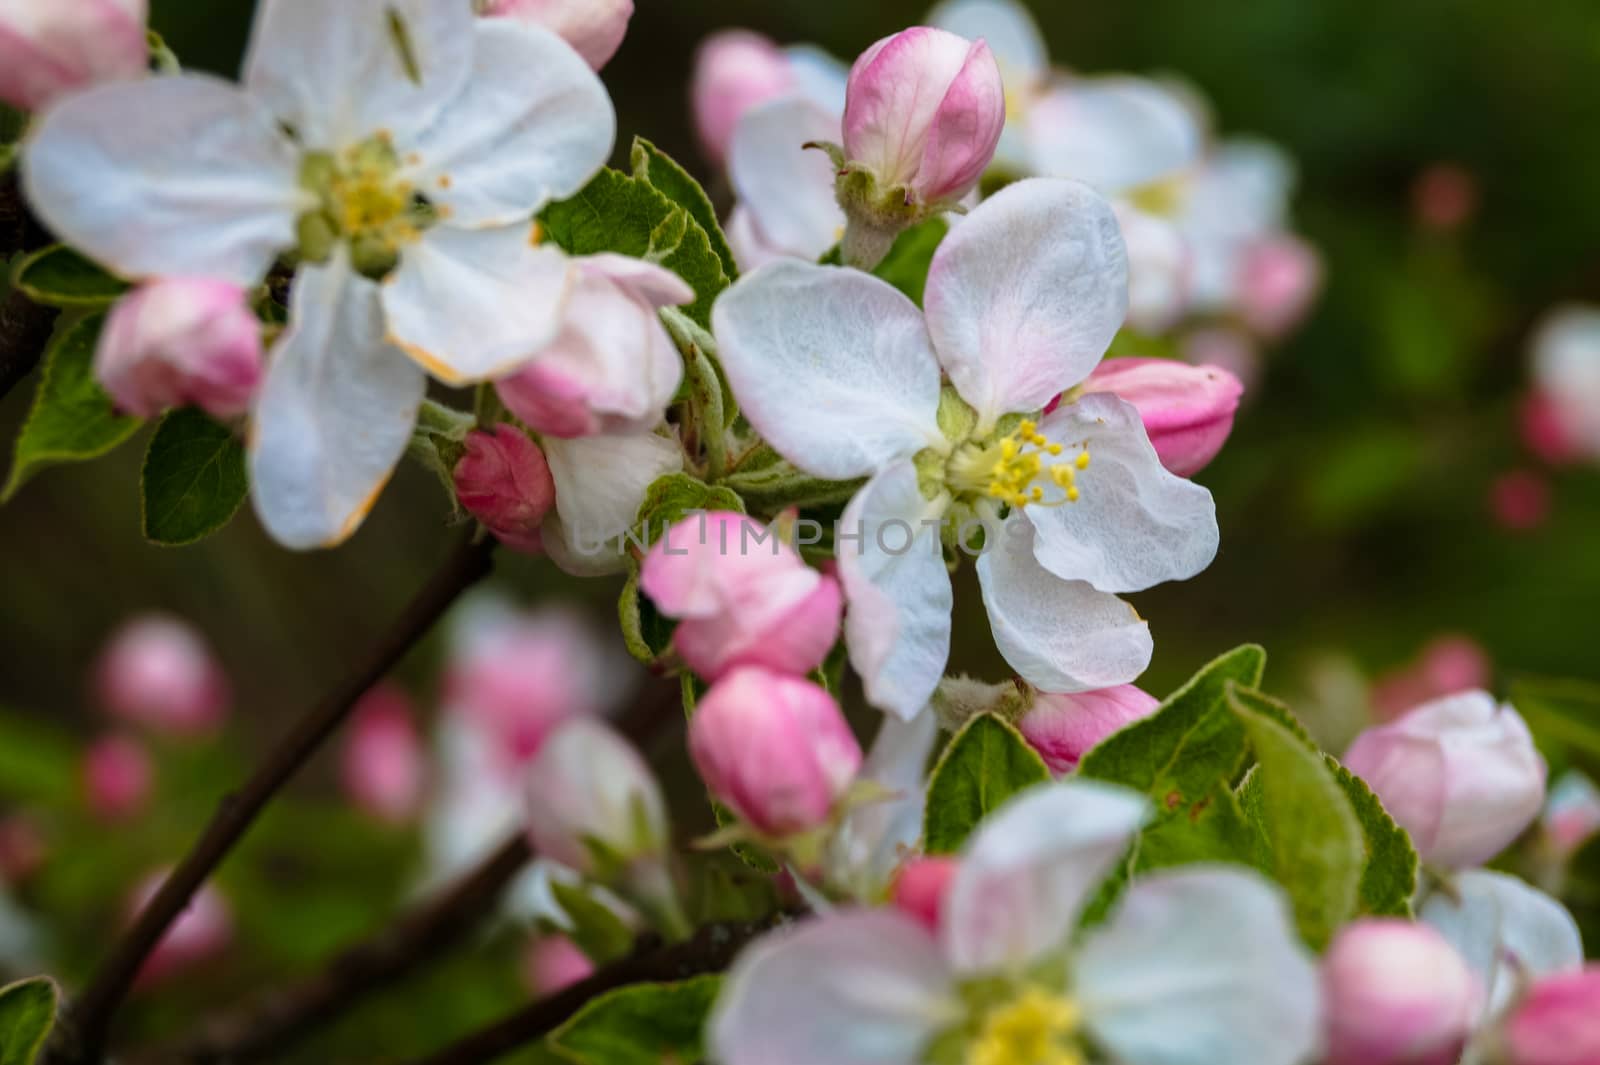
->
xmin=1413 ymin=164 xmax=1479 ymax=232
xmin=1237 ymin=235 xmax=1322 ymax=339
xmin=1343 ymin=691 xmax=1547 ymax=868
xmin=523 ymin=933 xmax=594 ymax=996
xmin=1498 ymin=966 xmax=1600 ymax=1065
xmin=1322 ymin=919 xmax=1479 ymax=1065
xmin=843 ymin=27 xmax=1004 ymax=204
xmin=523 ymin=719 xmax=669 ymax=875
xmin=689 ymin=667 xmax=862 ymax=837
xmin=1371 ymin=636 xmax=1493 ymax=722
xmin=1180 ymin=327 xmax=1262 ymax=393
xmin=131 ymin=871 xmax=231 ymax=986
xmin=1016 ymin=685 xmax=1161 ymax=775
xmin=890 ymin=856 xmax=958 ymax=933
xmin=0 ymin=0 xmax=146 ymax=111
xmin=94 ymin=278 xmax=262 ymax=420
xmin=496 ymin=256 xmax=691 ymax=439
xmin=341 ymin=683 xmax=425 ymax=825
xmin=1520 ymin=391 xmax=1585 ymax=466
xmin=1489 ymin=470 xmax=1552 ymax=533
xmin=94 ymin=614 xmax=228 ymax=737
xmin=453 ymin=425 xmax=555 ymax=554
xmin=82 ymin=734 xmax=153 ymax=822
xmin=691 ymin=31 xmax=797 ymax=167
xmin=1543 ymin=773 xmax=1600 ymax=859
xmin=641 ymin=512 xmax=843 ymax=681
xmin=478 ymin=0 xmax=632 ymax=70
xmin=1081 ymin=357 xmax=1245 ymax=477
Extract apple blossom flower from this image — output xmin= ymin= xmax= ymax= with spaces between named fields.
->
xmin=522 ymin=933 xmax=594 ymax=996
xmin=1344 ymin=691 xmax=1546 ymax=869
xmin=1489 ymin=470 xmax=1552 ymax=532
xmin=24 ymin=0 xmax=615 ymax=548
xmin=131 ymin=872 xmax=232 ymax=986
xmin=1236 ymin=234 xmax=1323 ymax=339
xmin=710 ymin=780 xmax=1322 ymax=1065
xmin=1015 ymin=684 xmax=1160 ymax=774
xmin=95 ymin=614 xmax=228 ymax=736
xmin=1080 ymin=357 xmax=1245 ymax=477
xmin=453 ymin=425 xmax=555 ymax=555
xmin=1530 ymin=306 xmax=1600 ymax=460
xmin=691 ymin=31 xmax=798 ymax=166
xmin=477 ymin=0 xmax=632 ymax=71
xmin=1495 ymin=965 xmax=1600 ymax=1065
xmin=640 ymin=512 xmax=842 ymax=680
xmin=714 ymin=179 xmax=1218 ymax=719
xmin=1026 ymin=76 xmax=1204 ymax=196
xmin=95 ymin=278 xmax=263 ymax=420
xmin=1174 ymin=139 xmax=1300 ymax=318
xmin=0 ymin=0 xmax=147 ymax=112
xmin=1321 ymin=919 xmax=1480 ymax=1065
xmin=889 ymin=856 xmax=957 ymax=932
xmin=1370 ymin=635 xmax=1492 ymax=721
xmin=82 ymin=734 xmax=154 ymax=822
xmin=340 ymin=683 xmax=425 ymax=824
xmin=690 ymin=667 xmax=862 ymax=837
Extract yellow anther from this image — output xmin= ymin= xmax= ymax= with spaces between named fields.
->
xmin=1075 ymin=449 xmax=1091 ymax=470
xmin=969 ymin=988 xmax=1084 ymax=1065
xmin=1046 ymin=443 xmax=1063 ymax=456
xmin=1067 ymin=486 xmax=1080 ymax=502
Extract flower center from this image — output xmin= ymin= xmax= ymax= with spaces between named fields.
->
xmin=1125 ymin=175 xmax=1186 ymax=218
xmin=296 ymin=133 xmax=433 ymax=279
xmin=969 ymin=987 xmax=1085 ymax=1065
xmin=945 ymin=419 xmax=1091 ymax=510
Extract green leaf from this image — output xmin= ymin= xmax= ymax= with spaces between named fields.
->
xmin=0 ymin=976 xmax=59 ymax=1065
xmin=872 ymin=218 xmax=948 ymax=306
xmin=540 ymin=168 xmax=729 ymax=327
xmin=923 ymin=713 xmax=1051 ymax=854
xmin=10 ymin=246 xmax=127 ymax=308
xmin=549 ymin=880 xmax=634 ymax=965
xmin=1229 ymin=685 xmax=1364 ymax=949
xmin=1330 ymin=755 xmax=1419 ymax=917
xmin=3 ymin=315 xmax=142 ymax=502
xmin=632 ymin=137 xmax=738 ymax=283
xmin=140 ymin=409 xmax=248 ymax=545
xmin=549 ymin=975 xmax=721 ymax=1065
xmin=632 ymin=472 xmax=744 ymax=550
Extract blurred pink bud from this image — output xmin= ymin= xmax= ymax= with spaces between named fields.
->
xmin=453 ymin=425 xmax=555 ymax=554
xmin=1343 ymin=691 xmax=1546 ymax=868
xmin=1543 ymin=774 xmax=1600 ymax=859
xmin=691 ymin=30 xmax=797 ymax=167
xmin=1520 ymin=391 xmax=1585 ymax=466
xmin=496 ymin=256 xmax=691 ymax=439
xmin=1016 ymin=685 xmax=1161 ymax=775
xmin=843 ymin=27 xmax=1004 ymax=204
xmin=341 ymin=683 xmax=425 ymax=825
xmin=95 ymin=614 xmax=228 ymax=736
xmin=1081 ymin=357 xmax=1245 ymax=477
xmin=1180 ymin=326 xmax=1262 ymax=394
xmin=0 ymin=0 xmax=146 ymax=111
xmin=0 ymin=815 xmax=47 ymax=883
xmin=82 ymin=734 xmax=153 ymax=822
xmin=1412 ymin=164 xmax=1479 ymax=232
xmin=478 ymin=0 xmax=632 ymax=70
xmin=890 ymin=856 xmax=958 ymax=933
xmin=641 ymin=512 xmax=842 ymax=681
xmin=523 ymin=933 xmax=594 ymax=996
xmin=1371 ymin=636 xmax=1492 ymax=722
xmin=131 ymin=872 xmax=231 ymax=986
xmin=524 ymin=719 xmax=669 ymax=875
xmin=1489 ymin=470 xmax=1552 ymax=533
xmin=1498 ymin=966 xmax=1600 ymax=1065
xmin=689 ymin=667 xmax=862 ymax=837
xmin=1237 ymin=236 xmax=1322 ymax=339
xmin=94 ymin=278 xmax=262 ymax=420
xmin=1322 ymin=919 xmax=1479 ymax=1065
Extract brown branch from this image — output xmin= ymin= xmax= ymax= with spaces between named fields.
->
xmin=48 ymin=532 xmax=498 ymax=1065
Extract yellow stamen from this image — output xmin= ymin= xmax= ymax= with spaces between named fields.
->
xmin=969 ymin=988 xmax=1084 ymax=1065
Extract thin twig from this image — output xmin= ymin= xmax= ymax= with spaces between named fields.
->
xmin=48 ymin=533 xmax=498 ymax=1065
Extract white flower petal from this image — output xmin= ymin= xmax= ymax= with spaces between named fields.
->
xmin=838 ymin=462 xmax=954 ymax=721
xmin=1027 ymin=393 xmax=1219 ymax=593
xmin=943 ymin=780 xmax=1147 ymax=974
xmin=709 ymin=910 xmax=957 ymax=1065
xmin=829 ymin=710 xmax=941 ymax=899
xmin=1077 ymin=867 xmax=1324 ymax=1065
xmin=976 ymin=517 xmax=1153 ymax=692
xmin=923 ymin=179 xmax=1128 ymax=426
xmin=404 ymin=21 xmax=614 ymax=228
xmin=729 ymin=96 xmax=846 ymax=263
xmin=712 ymin=261 xmax=943 ymax=479
xmin=1419 ymin=870 xmax=1584 ymax=1021
xmin=382 ymin=225 xmax=576 ymax=386
xmin=242 ymin=0 xmax=472 ymax=149
xmin=1027 ymin=77 xmax=1203 ymax=195
xmin=784 ymin=44 xmax=850 ymax=117
xmin=249 ymin=253 xmax=424 ymax=549
xmin=23 ymin=75 xmax=303 ymax=286
xmin=926 ymin=0 xmax=1049 ymax=89
xmin=541 ymin=431 xmax=683 ymax=576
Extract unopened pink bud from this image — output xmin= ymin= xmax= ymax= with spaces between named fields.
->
xmin=478 ymin=0 xmax=632 ymax=70
xmin=83 ymin=734 xmax=153 ymax=821
xmin=1016 ymin=685 xmax=1161 ymax=775
xmin=1498 ymin=966 xmax=1600 ymax=1065
xmin=453 ymin=425 xmax=555 ymax=554
xmin=341 ymin=683 xmax=425 ymax=825
xmin=94 ymin=278 xmax=262 ymax=420
xmin=95 ymin=614 xmax=229 ymax=737
xmin=1343 ymin=691 xmax=1546 ymax=868
xmin=523 ymin=933 xmax=594 ymax=996
xmin=689 ymin=667 xmax=862 ymax=837
xmin=1081 ymin=357 xmax=1245 ymax=477
xmin=1237 ymin=236 xmax=1322 ymax=339
xmin=691 ymin=30 xmax=797 ymax=167
xmin=1520 ymin=391 xmax=1585 ymax=466
xmin=1371 ymin=636 xmax=1492 ymax=723
xmin=1413 ymin=164 xmax=1479 ymax=233
xmin=0 ymin=0 xmax=146 ymax=111
xmin=1489 ymin=470 xmax=1552 ymax=533
xmin=523 ymin=719 xmax=669 ymax=875
xmin=1322 ymin=919 xmax=1479 ymax=1065
xmin=890 ymin=856 xmax=958 ymax=933
xmin=843 ymin=27 xmax=1004 ymax=204
xmin=131 ymin=871 xmax=232 ymax=986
